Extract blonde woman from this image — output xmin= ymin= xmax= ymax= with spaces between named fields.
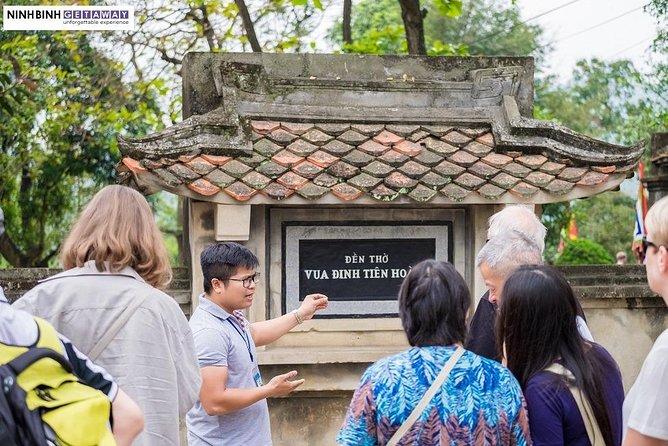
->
xmin=14 ymin=185 xmax=201 ymax=446
xmin=623 ymin=195 xmax=668 ymax=446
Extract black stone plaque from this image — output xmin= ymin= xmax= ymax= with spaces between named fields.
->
xmin=298 ymin=238 xmax=435 ymax=301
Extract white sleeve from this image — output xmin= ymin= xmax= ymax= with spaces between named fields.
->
xmin=626 ymin=333 xmax=668 ymax=440
xmin=576 ymin=315 xmax=594 ymax=342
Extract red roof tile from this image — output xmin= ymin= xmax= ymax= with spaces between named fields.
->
xmin=277 ymin=172 xmax=309 ymax=190
xmin=373 ymin=130 xmax=404 ymax=145
xmin=241 ymin=171 xmax=271 ymax=190
xmin=302 ymin=129 xmax=333 ymax=145
xmin=286 ymin=139 xmax=319 ymax=157
xmin=200 ymin=154 xmax=233 ymax=166
xmin=307 ymin=150 xmax=339 ymax=168
xmin=261 ymin=182 xmax=294 ymax=200
xmin=359 ymin=139 xmax=390 ymax=156
xmin=331 ymin=183 xmax=364 ymax=201
xmin=442 ymin=131 xmax=472 ymax=146
xmin=268 ymin=128 xmax=299 ymax=145
xmin=223 ymin=181 xmax=257 ymax=201
xmin=378 ymin=149 xmax=409 ymax=167
xmin=476 ymin=133 xmax=495 ymax=147
xmin=122 ymin=157 xmax=146 ymax=173
xmin=251 ymin=121 xmax=280 ymax=134
xmin=577 ymin=171 xmax=608 ymax=186
xmin=385 ymin=171 xmax=418 ymax=189
xmin=187 ymin=178 xmax=221 ymax=196
xmin=408 ymin=184 xmax=438 ymax=202
xmin=272 ymin=150 xmax=305 ymax=168
xmin=280 ymin=122 xmax=314 ymax=135
xmin=186 ymin=157 xmax=216 ymax=175
xmin=292 ymin=160 xmax=324 ymax=179
xmin=394 ymin=140 xmax=423 ymax=157
xmin=296 ymin=182 xmax=329 ymax=199
xmin=121 ymin=120 xmax=627 ymax=204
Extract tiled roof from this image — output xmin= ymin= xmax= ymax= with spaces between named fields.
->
xmin=118 ymin=120 xmax=634 ymax=204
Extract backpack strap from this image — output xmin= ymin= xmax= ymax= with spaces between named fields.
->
xmin=88 ymin=295 xmax=146 ymax=361
xmin=387 ymin=346 xmax=465 ymax=446
xmin=545 ymin=363 xmax=604 ymax=446
xmin=7 ymin=348 xmax=72 ymax=376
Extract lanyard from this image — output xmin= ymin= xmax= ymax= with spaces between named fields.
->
xmin=226 ymin=318 xmax=253 ymax=363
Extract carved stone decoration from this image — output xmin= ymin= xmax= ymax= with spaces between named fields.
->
xmin=493 ymin=96 xmax=644 ymax=166
xmin=117 ymin=107 xmax=251 ymax=160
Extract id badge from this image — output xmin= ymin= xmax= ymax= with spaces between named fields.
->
xmin=253 ymin=369 xmax=263 ymax=387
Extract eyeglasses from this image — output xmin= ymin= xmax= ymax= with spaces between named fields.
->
xmin=222 ymin=273 xmax=261 ymax=289
xmin=642 ymin=236 xmax=662 ymax=254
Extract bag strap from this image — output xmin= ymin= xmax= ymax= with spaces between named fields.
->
xmin=545 ymin=363 xmax=604 ymax=446
xmin=88 ymin=296 xmax=145 ymax=361
xmin=387 ymin=346 xmax=465 ymax=446
xmin=7 ymin=348 xmax=73 ymax=376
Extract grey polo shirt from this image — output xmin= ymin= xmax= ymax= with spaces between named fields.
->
xmin=186 ymin=294 xmax=271 ymax=446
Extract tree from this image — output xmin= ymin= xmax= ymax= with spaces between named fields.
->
xmin=572 ymin=192 xmax=636 ymax=260
xmin=329 ymin=0 xmax=542 ymax=57
xmin=1 ymin=0 xmax=328 ymax=267
xmin=398 ymin=0 xmax=427 ymax=54
xmin=0 ymin=31 xmax=163 ymax=266
xmin=535 ymin=57 xmax=668 ymax=262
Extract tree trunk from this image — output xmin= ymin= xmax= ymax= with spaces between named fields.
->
xmin=398 ymin=0 xmax=426 ymax=55
xmin=234 ymin=0 xmax=262 ymax=52
xmin=0 ymin=233 xmax=29 ymax=267
xmin=343 ymin=0 xmax=352 ymax=45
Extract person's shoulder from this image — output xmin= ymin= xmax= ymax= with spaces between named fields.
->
xmin=461 ymin=350 xmax=523 ymax=389
xmin=642 ymin=328 xmax=668 ymax=366
xmin=654 ymin=328 xmax=668 ymax=348
xmin=136 ymin=284 xmax=185 ymax=314
xmin=463 ymin=350 xmax=507 ymax=374
xmin=363 ymin=350 xmax=412 ymax=381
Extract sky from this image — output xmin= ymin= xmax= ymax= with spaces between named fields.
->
xmin=516 ymin=0 xmax=658 ymax=82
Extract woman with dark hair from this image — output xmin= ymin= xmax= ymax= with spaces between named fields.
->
xmin=498 ymin=265 xmax=624 ymax=446
xmin=338 ymin=260 xmax=531 ymax=445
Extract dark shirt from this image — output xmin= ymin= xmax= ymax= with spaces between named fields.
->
xmin=524 ymin=344 xmax=624 ymax=446
xmin=465 ymin=291 xmax=500 ymax=361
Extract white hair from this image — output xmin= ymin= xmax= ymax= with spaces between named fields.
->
xmin=476 ymin=230 xmax=544 ymax=279
xmin=487 ymin=205 xmax=547 ymax=253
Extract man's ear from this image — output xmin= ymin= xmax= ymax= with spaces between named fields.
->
xmin=211 ymin=278 xmax=224 ymax=294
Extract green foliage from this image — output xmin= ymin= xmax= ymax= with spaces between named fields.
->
xmin=433 ymin=0 xmax=463 ymax=17
xmin=0 ymin=31 xmax=163 ymax=266
xmin=330 ymin=0 xmax=544 ymax=58
xmin=537 ymin=55 xmax=667 ymax=263
xmin=540 ymin=202 xmax=571 ymax=264
xmin=572 ymin=191 xmax=636 ymax=260
xmin=535 ymin=59 xmax=665 ymax=145
xmin=146 ymin=192 xmax=182 ymax=266
xmin=555 ymin=238 xmax=615 ymax=265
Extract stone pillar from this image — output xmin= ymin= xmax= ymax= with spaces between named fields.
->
xmin=644 ymin=133 xmax=668 ymax=207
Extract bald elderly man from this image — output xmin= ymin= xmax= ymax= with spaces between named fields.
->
xmin=466 ymin=206 xmax=593 ymax=360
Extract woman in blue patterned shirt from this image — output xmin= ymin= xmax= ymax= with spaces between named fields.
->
xmin=337 ymin=260 xmax=531 ymax=446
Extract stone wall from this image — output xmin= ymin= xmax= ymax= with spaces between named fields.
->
xmin=1 ymin=264 xmax=666 ymax=445
xmin=0 ymin=267 xmax=193 ymax=317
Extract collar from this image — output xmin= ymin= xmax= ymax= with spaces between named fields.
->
xmin=198 ymin=294 xmax=247 ymax=329
xmin=198 ymin=294 xmax=232 ymax=321
xmin=39 ymin=260 xmax=146 ymax=284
